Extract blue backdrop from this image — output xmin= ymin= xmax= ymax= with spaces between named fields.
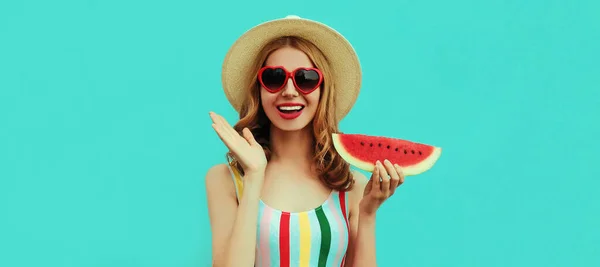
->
xmin=1 ymin=0 xmax=598 ymax=266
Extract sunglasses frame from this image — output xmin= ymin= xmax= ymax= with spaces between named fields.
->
xmin=257 ymin=66 xmax=323 ymax=94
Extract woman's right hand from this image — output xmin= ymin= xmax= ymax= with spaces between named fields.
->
xmin=209 ymin=111 xmax=267 ymax=176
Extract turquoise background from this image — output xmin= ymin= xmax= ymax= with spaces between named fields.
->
xmin=1 ymin=0 xmax=598 ymax=266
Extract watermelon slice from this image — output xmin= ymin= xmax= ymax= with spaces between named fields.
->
xmin=332 ymin=133 xmax=442 ymax=176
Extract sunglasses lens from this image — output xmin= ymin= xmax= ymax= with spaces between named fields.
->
xmin=295 ymin=69 xmax=321 ymax=92
xmin=260 ymin=68 xmax=286 ymax=90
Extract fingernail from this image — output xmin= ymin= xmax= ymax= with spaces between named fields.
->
xmin=384 ymin=159 xmax=390 ymax=164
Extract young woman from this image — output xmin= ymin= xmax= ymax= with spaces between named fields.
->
xmin=205 ymin=16 xmax=405 ymax=267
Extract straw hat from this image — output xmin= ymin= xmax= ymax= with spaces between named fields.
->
xmin=221 ymin=15 xmax=362 ymax=122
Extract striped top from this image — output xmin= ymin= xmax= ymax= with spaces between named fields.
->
xmin=229 ymin=165 xmax=350 ymax=267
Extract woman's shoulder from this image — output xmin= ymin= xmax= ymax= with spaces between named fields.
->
xmin=205 ymin=163 xmax=232 ymax=181
xmin=204 ymin=163 xmax=237 ymax=199
xmin=349 ymin=169 xmax=369 ymax=193
xmin=350 ymin=169 xmax=369 ymax=187
xmin=346 ymin=169 xmax=369 ymax=209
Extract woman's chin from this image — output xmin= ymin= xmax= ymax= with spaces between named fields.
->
xmin=264 ymin=107 xmax=316 ymax=133
xmin=268 ymin=116 xmax=313 ymax=132
xmin=271 ymin=121 xmax=310 ymax=132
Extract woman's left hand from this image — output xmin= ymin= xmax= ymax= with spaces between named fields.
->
xmin=359 ymin=159 xmax=405 ymax=217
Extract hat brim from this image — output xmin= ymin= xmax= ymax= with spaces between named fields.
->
xmin=221 ymin=16 xmax=362 ymax=122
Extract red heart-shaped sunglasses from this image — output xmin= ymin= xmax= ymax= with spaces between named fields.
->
xmin=257 ymin=66 xmax=323 ymax=94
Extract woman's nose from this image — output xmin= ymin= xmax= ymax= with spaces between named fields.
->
xmin=281 ymin=78 xmax=298 ymax=97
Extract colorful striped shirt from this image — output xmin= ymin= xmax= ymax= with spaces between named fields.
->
xmin=229 ymin=165 xmax=350 ymax=267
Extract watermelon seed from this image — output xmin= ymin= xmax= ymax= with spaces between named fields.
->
xmin=411 ymin=150 xmax=415 ymax=154
xmin=387 ymin=145 xmax=390 ymax=149
xmin=404 ymin=150 xmax=407 ymax=154
xmin=395 ymin=148 xmax=399 ymax=151
xmin=419 ymin=151 xmax=422 ymax=155
xmin=360 ymin=142 xmax=364 ymax=146
xmin=378 ymin=143 xmax=382 ymax=147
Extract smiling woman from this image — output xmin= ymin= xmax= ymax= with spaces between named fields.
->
xmin=259 ymin=61 xmax=322 ymax=120
xmin=259 ymin=45 xmax=324 ymax=132
xmin=205 ymin=15 xmax=407 ymax=267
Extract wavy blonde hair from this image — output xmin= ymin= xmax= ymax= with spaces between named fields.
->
xmin=226 ymin=36 xmax=354 ymax=191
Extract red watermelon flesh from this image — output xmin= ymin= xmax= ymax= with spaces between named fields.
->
xmin=332 ymin=133 xmax=442 ymax=176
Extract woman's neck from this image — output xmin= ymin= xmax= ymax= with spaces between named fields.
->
xmin=269 ymin=125 xmax=314 ymax=166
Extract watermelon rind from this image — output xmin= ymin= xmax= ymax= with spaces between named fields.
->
xmin=331 ymin=133 xmax=442 ymax=176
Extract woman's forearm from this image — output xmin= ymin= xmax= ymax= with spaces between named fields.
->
xmin=221 ymin=171 xmax=264 ymax=267
xmin=350 ymin=213 xmax=377 ymax=266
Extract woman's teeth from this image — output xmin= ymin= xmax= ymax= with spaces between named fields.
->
xmin=278 ymin=106 xmax=304 ymax=111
